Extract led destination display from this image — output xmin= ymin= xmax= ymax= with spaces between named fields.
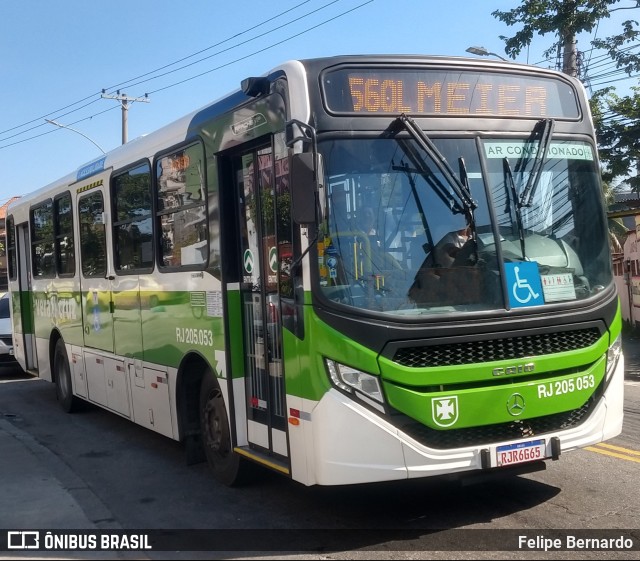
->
xmin=322 ymin=68 xmax=579 ymax=118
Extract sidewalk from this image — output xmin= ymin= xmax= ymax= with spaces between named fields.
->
xmin=0 ymin=414 xmax=144 ymax=558
xmin=0 ymin=415 xmax=109 ymax=530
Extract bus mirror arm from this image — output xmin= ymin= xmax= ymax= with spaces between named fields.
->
xmin=290 ymin=229 xmax=320 ymax=276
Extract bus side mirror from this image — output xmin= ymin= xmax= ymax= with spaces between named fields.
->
xmin=290 ymin=152 xmax=322 ymax=225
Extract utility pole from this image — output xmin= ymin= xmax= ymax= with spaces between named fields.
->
xmin=101 ymin=90 xmax=150 ymax=145
xmin=562 ymin=31 xmax=579 ymax=78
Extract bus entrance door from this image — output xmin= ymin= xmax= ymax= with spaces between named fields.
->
xmin=233 ymin=145 xmax=289 ymax=466
xmin=15 ymin=222 xmax=38 ymax=372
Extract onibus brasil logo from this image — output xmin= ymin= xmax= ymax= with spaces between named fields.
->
xmin=432 ymin=396 xmax=459 ymax=427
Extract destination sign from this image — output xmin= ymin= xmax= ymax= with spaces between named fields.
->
xmin=322 ymin=68 xmax=579 ymax=118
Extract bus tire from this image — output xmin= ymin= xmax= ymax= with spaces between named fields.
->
xmin=199 ymin=371 xmax=249 ymax=486
xmin=54 ymin=340 xmax=79 ymax=413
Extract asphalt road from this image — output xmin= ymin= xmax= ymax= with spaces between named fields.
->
xmin=0 ymin=336 xmax=639 ymax=560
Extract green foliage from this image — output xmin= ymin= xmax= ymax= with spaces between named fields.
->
xmin=492 ymin=0 xmax=614 ymax=59
xmin=493 ymin=1 xmax=640 ymax=189
xmin=591 ymin=86 xmax=640 ymax=191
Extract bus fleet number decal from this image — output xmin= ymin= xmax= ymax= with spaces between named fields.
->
xmin=537 ymin=374 xmax=595 ymax=398
xmin=176 ymin=328 xmax=214 ymax=347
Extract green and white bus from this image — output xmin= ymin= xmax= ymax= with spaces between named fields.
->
xmin=6 ymin=55 xmax=624 ymax=486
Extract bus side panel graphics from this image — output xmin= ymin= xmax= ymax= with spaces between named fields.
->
xmin=112 ymin=277 xmax=144 ymax=360
xmin=81 ymin=289 xmax=114 ymax=353
xmin=31 ymin=285 xmax=83 ymax=381
xmin=139 ymin=289 xmax=225 ymax=369
xmin=32 ymin=289 xmax=83 ymax=345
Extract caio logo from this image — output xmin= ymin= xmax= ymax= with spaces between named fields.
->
xmin=492 ymin=362 xmax=535 ymax=376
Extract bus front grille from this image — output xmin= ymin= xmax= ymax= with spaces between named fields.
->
xmin=392 ymin=327 xmax=601 ymax=368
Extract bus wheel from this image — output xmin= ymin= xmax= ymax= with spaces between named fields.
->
xmin=54 ymin=340 xmax=78 ymax=413
xmin=199 ymin=371 xmax=248 ymax=486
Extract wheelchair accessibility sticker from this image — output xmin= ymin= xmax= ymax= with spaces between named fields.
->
xmin=505 ymin=261 xmax=544 ymax=308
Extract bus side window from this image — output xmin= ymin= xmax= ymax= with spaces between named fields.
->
xmin=156 ymin=143 xmax=208 ymax=269
xmin=79 ymin=193 xmax=107 ymax=278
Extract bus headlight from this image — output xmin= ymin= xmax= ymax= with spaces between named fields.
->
xmin=325 ymin=359 xmax=385 ymax=411
xmin=606 ymin=334 xmax=622 ymax=381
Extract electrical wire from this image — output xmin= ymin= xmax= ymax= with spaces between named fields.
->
xmin=0 ymin=0 xmax=350 ymax=142
xmin=105 ymin=0 xmax=348 ymax=94
xmin=0 ymin=106 xmax=120 ymax=150
xmin=147 ymin=0 xmax=372 ymax=95
xmin=103 ymin=0 xmax=315 ymax=93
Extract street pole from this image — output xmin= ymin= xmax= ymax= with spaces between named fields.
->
xmin=465 ymin=46 xmax=509 ymax=61
xmin=101 ymin=91 xmax=150 ymax=145
xmin=44 ymin=119 xmax=106 ymax=154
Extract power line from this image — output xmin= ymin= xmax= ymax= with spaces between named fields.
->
xmin=103 ymin=0 xmax=315 ymax=93
xmin=0 ymin=0 xmax=372 ymax=152
xmin=590 ymin=73 xmax=639 ymax=88
xmin=0 ymin=0 xmax=340 ymax=140
xmin=146 ymin=0 xmax=373 ymax=95
xmin=103 ymin=0 xmax=346 ymax=95
xmin=0 ymin=106 xmax=119 ymax=150
xmin=0 ymin=98 xmax=102 ymax=143
xmin=0 ymin=93 xmax=100 ymax=139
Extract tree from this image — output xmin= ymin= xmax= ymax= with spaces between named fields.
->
xmin=492 ymin=1 xmax=640 ymax=190
xmin=591 ymin=85 xmax=640 ymax=190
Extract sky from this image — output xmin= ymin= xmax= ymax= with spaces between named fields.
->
xmin=1 ymin=0 xmax=637 ymax=206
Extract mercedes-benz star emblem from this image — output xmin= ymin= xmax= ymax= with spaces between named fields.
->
xmin=507 ymin=393 xmax=526 ymax=416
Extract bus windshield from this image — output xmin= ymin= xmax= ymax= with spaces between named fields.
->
xmin=316 ymin=135 xmax=611 ymax=316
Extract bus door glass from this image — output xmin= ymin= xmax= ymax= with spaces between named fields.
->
xmin=234 ymin=144 xmax=288 ymax=457
xmin=15 ymin=222 xmax=37 ymax=370
xmin=78 ymin=187 xmax=114 ymax=353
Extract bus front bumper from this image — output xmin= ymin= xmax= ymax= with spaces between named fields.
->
xmin=296 ymin=354 xmax=624 ymax=486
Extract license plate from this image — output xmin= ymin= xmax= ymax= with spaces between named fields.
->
xmin=496 ymin=439 xmax=547 ymax=467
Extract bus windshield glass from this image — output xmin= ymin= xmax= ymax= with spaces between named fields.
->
xmin=316 ymin=136 xmax=611 ymax=316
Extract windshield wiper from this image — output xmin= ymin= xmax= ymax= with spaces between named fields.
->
xmin=503 ymin=158 xmax=526 ymax=260
xmin=458 ymin=156 xmax=478 ymax=263
xmin=518 ymin=118 xmax=555 ymax=208
xmin=390 ymin=114 xmax=477 ymax=215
